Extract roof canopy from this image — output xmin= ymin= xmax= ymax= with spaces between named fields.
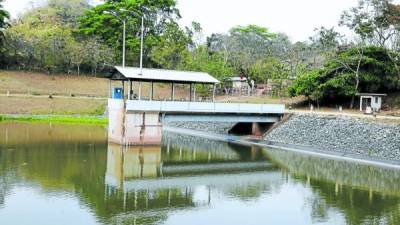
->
xmin=229 ymin=77 xmax=247 ymax=81
xmin=111 ymin=66 xmax=219 ymax=84
xmin=356 ymin=93 xmax=387 ymax=97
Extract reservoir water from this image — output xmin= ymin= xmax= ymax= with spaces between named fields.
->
xmin=0 ymin=122 xmax=399 ymax=225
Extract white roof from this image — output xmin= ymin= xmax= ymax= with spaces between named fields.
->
xmin=114 ymin=66 xmax=219 ymax=84
xmin=229 ymin=77 xmax=247 ymax=81
xmin=356 ymin=93 xmax=387 ymax=96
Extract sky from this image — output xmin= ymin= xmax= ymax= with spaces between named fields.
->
xmin=3 ymin=0 xmax=397 ymax=42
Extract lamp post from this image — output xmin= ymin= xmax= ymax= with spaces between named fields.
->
xmin=104 ymin=11 xmax=126 ymax=68
xmin=105 ymin=10 xmax=145 ymax=99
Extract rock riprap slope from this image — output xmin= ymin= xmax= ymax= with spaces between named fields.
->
xmin=265 ymin=114 xmax=400 ymax=161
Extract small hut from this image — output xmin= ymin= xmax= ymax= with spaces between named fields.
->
xmin=357 ymin=93 xmax=387 ymax=113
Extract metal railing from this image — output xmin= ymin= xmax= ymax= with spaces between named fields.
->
xmin=125 ymin=100 xmax=285 ymax=114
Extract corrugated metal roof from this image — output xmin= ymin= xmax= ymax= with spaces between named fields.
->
xmin=115 ymin=66 xmax=220 ymax=84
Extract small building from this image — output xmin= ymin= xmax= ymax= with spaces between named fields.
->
xmin=229 ymin=77 xmax=248 ymax=89
xmin=357 ymin=93 xmax=387 ymax=113
xmin=223 ymin=76 xmax=254 ymax=96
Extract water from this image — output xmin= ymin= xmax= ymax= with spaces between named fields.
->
xmin=0 ymin=122 xmax=400 ymax=225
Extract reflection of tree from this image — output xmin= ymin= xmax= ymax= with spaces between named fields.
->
xmin=307 ymin=179 xmax=400 ymax=225
xmin=224 ymin=183 xmax=272 ymax=201
xmin=265 ymin=148 xmax=400 ymax=225
xmin=0 ymin=126 xmax=202 ymax=225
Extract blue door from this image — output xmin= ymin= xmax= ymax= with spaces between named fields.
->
xmin=112 ymin=87 xmax=123 ymax=99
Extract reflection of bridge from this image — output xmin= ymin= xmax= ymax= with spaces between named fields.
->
xmin=107 ymin=67 xmax=285 ymax=145
xmin=105 ymin=132 xmax=278 ymax=191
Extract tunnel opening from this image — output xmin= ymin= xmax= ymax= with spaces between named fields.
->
xmin=228 ymin=122 xmax=275 ymax=136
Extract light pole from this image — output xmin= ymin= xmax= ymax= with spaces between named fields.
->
xmin=105 ymin=10 xmax=145 ymax=99
xmin=105 ymin=10 xmax=144 ymax=72
xmin=104 ymin=11 xmax=126 ymax=67
xmin=139 ymin=15 xmax=144 ymax=75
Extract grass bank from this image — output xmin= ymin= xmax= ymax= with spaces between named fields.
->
xmin=0 ymin=114 xmax=108 ymax=125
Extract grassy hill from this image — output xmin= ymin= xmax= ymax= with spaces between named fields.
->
xmin=0 ymin=71 xmax=108 ymax=115
xmin=0 ymin=70 xmax=109 ymax=97
xmin=1 ymin=70 xmax=399 ymax=117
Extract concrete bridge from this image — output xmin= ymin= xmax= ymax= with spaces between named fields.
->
xmin=107 ymin=66 xmax=285 ymax=145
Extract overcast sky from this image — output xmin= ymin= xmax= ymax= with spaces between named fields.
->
xmin=4 ymin=0 xmax=398 ymax=42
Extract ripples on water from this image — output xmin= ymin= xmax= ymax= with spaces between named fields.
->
xmin=0 ymin=122 xmax=399 ymax=225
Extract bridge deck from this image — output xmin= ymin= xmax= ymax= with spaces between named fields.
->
xmin=124 ymin=100 xmax=285 ymax=114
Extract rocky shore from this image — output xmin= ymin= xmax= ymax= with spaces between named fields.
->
xmin=164 ymin=121 xmax=236 ymax=134
xmin=165 ymin=114 xmax=400 ymax=162
xmin=265 ymin=114 xmax=400 ymax=161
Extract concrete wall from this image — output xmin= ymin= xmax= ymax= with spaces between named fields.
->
xmin=124 ymin=112 xmax=162 ymax=145
xmin=108 ymin=99 xmax=125 ymax=144
xmin=108 ymin=98 xmax=162 ymax=145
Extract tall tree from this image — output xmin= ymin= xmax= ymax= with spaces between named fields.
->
xmin=208 ymin=25 xmax=276 ymax=80
xmin=0 ymin=0 xmax=9 ymax=42
xmin=289 ymin=46 xmax=399 ymax=105
xmin=340 ymin=0 xmax=400 ymax=47
xmin=151 ymin=22 xmax=192 ymax=69
xmin=78 ymin=0 xmax=180 ymax=67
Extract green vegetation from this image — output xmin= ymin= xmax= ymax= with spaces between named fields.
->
xmin=289 ymin=0 xmax=400 ymax=107
xmin=0 ymin=0 xmax=8 ymax=41
xmin=289 ymin=46 xmax=399 ymax=106
xmin=0 ymin=114 xmax=108 ymax=125
xmin=0 ymin=0 xmax=399 ymax=109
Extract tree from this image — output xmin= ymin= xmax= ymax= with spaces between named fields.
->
xmin=78 ymin=0 xmax=180 ymax=67
xmin=309 ymin=26 xmax=343 ymax=52
xmin=340 ymin=0 xmax=400 ymax=47
xmin=66 ymin=40 xmax=86 ymax=75
xmin=0 ymin=0 xmax=9 ymax=42
xmin=151 ymin=22 xmax=192 ymax=69
xmin=289 ymin=46 xmax=399 ymax=106
xmin=0 ymin=1 xmax=114 ymax=75
xmin=178 ymin=45 xmax=236 ymax=81
xmin=207 ymin=25 xmax=276 ymax=80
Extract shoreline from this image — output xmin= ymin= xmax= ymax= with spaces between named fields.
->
xmin=0 ymin=114 xmax=108 ymax=125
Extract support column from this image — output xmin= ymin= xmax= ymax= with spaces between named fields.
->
xmin=189 ymin=83 xmax=192 ymax=102
xmin=150 ymin=82 xmax=154 ymax=101
xmin=360 ymin=96 xmax=363 ymax=111
xmin=122 ymin=80 xmax=125 ymax=100
xmin=171 ymin=82 xmax=175 ymax=101
xmin=193 ymin=85 xmax=196 ymax=102
xmin=138 ymin=82 xmax=142 ymax=100
xmin=109 ymin=80 xmax=112 ymax=98
xmin=212 ymin=84 xmax=216 ymax=102
xmin=128 ymin=79 xmax=132 ymax=100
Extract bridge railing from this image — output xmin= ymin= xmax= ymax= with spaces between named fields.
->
xmin=125 ymin=100 xmax=285 ymax=114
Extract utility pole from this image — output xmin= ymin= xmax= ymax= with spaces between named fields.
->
xmin=104 ymin=11 xmax=126 ymax=67
xmin=139 ymin=16 xmax=144 ymax=75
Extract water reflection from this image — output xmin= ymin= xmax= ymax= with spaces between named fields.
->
xmin=265 ymin=148 xmax=400 ymax=225
xmin=0 ymin=122 xmax=400 ymax=225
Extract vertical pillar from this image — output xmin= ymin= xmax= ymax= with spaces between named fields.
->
xmin=150 ymin=82 xmax=154 ymax=101
xmin=128 ymin=79 xmax=132 ymax=100
xmin=171 ymin=82 xmax=175 ymax=101
xmin=138 ymin=82 xmax=142 ymax=100
xmin=212 ymin=84 xmax=216 ymax=102
xmin=109 ymin=79 xmax=112 ymax=98
xmin=193 ymin=85 xmax=196 ymax=102
xmin=360 ymin=96 xmax=363 ymax=111
xmin=189 ymin=83 xmax=192 ymax=102
xmin=122 ymin=80 xmax=125 ymax=100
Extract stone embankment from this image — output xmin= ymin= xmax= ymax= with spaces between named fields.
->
xmin=165 ymin=114 xmax=400 ymax=162
xmin=265 ymin=114 xmax=400 ymax=161
xmin=164 ymin=121 xmax=236 ymax=134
